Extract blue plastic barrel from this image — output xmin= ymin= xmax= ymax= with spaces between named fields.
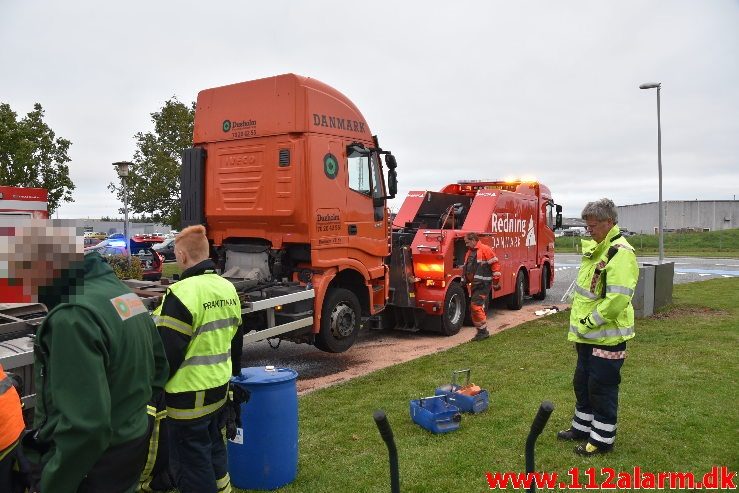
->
xmin=228 ymin=366 xmax=299 ymax=490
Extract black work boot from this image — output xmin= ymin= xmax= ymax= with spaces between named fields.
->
xmin=557 ymin=428 xmax=588 ymax=441
xmin=471 ymin=328 xmax=490 ymax=341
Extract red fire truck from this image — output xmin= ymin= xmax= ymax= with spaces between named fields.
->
xmin=381 ymin=180 xmax=562 ymax=335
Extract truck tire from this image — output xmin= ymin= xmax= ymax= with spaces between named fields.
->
xmin=507 ymin=270 xmax=525 ymax=310
xmin=533 ymin=264 xmax=549 ymax=301
xmin=315 ymin=288 xmax=361 ymax=353
xmin=434 ymin=283 xmax=466 ymax=336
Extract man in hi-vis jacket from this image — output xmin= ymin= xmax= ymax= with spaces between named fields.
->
xmin=557 ymin=198 xmax=638 ymax=456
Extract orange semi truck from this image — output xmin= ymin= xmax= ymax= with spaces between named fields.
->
xmin=180 ymin=74 xmax=398 ymax=353
xmin=380 ymin=180 xmax=562 ymax=335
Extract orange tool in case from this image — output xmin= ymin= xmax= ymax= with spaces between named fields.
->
xmin=434 ymin=369 xmax=489 ymax=414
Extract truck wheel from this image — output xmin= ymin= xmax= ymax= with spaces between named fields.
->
xmin=436 ymin=283 xmax=466 ymax=336
xmin=507 ymin=271 xmax=525 ymax=310
xmin=533 ymin=265 xmax=549 ymax=301
xmin=315 ymin=288 xmax=361 ymax=353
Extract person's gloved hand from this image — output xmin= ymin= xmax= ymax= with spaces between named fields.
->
xmin=579 ymin=315 xmax=596 ymax=329
xmin=492 ymin=281 xmax=502 ymax=291
xmin=230 ymin=385 xmax=251 ymax=428
xmin=224 ymin=404 xmax=238 ymax=440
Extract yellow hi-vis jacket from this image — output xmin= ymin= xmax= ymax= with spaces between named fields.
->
xmin=568 ymin=225 xmax=639 ymax=346
xmin=155 ymin=260 xmax=241 ymax=420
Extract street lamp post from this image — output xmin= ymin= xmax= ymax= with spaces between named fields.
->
xmin=639 ymin=82 xmax=664 ymax=263
xmin=112 ymin=161 xmax=132 ymax=266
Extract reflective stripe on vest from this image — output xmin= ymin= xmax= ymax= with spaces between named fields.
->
xmin=569 ymin=324 xmax=635 ymax=340
xmin=167 ymin=393 xmax=228 ymax=420
xmin=179 ymin=352 xmax=231 ymax=370
xmin=196 ymin=317 xmax=240 ymax=337
xmin=606 ymin=285 xmax=634 ymax=296
xmin=154 ymin=315 xmax=193 ymax=337
xmin=574 ymin=284 xmax=598 ymax=300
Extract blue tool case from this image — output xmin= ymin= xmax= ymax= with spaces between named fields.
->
xmin=409 ymin=395 xmax=462 ymax=434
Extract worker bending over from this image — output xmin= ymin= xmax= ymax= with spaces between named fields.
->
xmin=155 ymin=225 xmax=241 ymax=493
xmin=463 ymin=232 xmax=501 ymax=341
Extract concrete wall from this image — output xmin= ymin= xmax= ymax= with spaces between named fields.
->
xmin=74 ymin=219 xmax=172 ymax=236
xmin=617 ymin=201 xmax=739 ymax=234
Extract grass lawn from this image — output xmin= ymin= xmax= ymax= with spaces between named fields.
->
xmin=555 ymin=227 xmax=739 ymax=258
xmin=162 ymin=262 xmax=181 ymax=279
xmin=231 ymin=278 xmax=738 ymax=492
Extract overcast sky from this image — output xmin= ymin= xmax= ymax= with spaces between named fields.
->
xmin=2 ymin=0 xmax=737 ymax=219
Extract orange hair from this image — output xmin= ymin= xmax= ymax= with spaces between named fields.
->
xmin=175 ymin=225 xmax=210 ymax=262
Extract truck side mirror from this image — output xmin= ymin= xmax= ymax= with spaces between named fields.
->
xmin=555 ymin=212 xmax=563 ymax=230
xmin=387 ymin=168 xmax=397 ymax=198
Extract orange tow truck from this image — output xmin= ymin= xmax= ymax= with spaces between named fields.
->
xmin=380 ymin=180 xmax=562 ymax=334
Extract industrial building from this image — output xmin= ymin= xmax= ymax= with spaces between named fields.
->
xmin=617 ymin=200 xmax=738 ymax=234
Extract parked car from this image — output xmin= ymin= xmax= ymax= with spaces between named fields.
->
xmin=83 ymin=231 xmax=108 ymax=240
xmin=84 ymin=236 xmax=164 ymax=281
xmin=153 ymin=237 xmax=176 ymax=261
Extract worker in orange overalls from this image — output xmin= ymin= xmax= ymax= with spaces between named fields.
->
xmin=463 ymin=233 xmax=501 ymax=341
xmin=0 ymin=363 xmax=26 ymax=492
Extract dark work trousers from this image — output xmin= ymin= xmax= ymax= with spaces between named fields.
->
xmin=168 ymin=410 xmax=229 ymax=493
xmin=571 ymin=342 xmax=626 ymax=450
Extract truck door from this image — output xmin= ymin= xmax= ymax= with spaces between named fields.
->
xmin=523 ymin=197 xmax=537 ymax=266
xmin=344 ymin=149 xmax=389 ymax=269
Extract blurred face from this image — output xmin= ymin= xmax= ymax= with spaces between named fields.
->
xmin=585 ymin=217 xmax=614 ymax=243
xmin=464 ymin=237 xmax=477 ymax=249
xmin=3 ymin=220 xmax=84 ymax=302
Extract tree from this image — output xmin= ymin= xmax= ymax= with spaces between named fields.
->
xmin=109 ymin=97 xmax=194 ymax=228
xmin=0 ymin=103 xmax=75 ymax=214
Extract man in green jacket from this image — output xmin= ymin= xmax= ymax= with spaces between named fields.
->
xmin=9 ymin=221 xmax=169 ymax=492
xmin=557 ymin=199 xmax=638 ymax=456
